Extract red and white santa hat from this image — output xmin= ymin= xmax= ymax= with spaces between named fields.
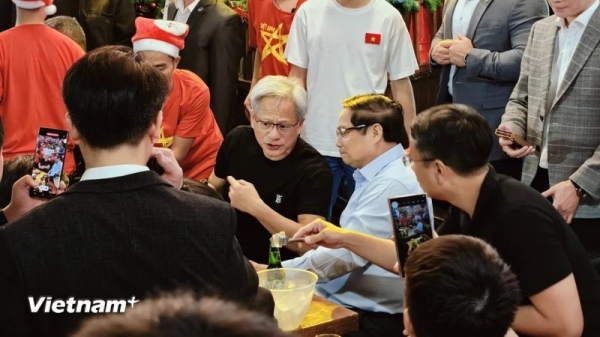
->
xmin=132 ymin=18 xmax=189 ymax=58
xmin=11 ymin=0 xmax=56 ymax=15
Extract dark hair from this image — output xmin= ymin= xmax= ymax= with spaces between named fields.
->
xmin=45 ymin=16 xmax=86 ymax=51
xmin=0 ymin=156 xmax=34 ymax=208
xmin=181 ymin=178 xmax=224 ymax=201
xmin=410 ymin=104 xmax=492 ymax=175
xmin=405 ymin=235 xmax=521 ymax=337
xmin=62 ymin=45 xmax=169 ymax=150
xmin=342 ymin=94 xmax=408 ymax=148
xmin=71 ymin=293 xmax=295 ymax=337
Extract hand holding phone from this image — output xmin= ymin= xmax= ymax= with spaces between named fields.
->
xmin=495 ymin=128 xmax=532 ymax=149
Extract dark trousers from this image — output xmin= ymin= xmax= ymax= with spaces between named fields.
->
xmin=343 ymin=308 xmax=404 ymax=337
xmin=531 ymin=167 xmax=600 ymax=275
xmin=490 ymin=158 xmax=523 ymax=181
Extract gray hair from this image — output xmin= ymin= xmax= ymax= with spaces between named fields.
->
xmin=250 ymin=75 xmax=307 ymax=121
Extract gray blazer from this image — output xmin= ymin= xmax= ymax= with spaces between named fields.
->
xmin=431 ymin=0 xmax=548 ymax=161
xmin=502 ymin=7 xmax=600 ymax=218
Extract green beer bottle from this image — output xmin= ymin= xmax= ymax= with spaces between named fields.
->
xmin=267 ymin=245 xmax=283 ymax=269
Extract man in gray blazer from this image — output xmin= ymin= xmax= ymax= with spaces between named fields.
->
xmin=500 ymin=0 xmax=600 ymax=274
xmin=430 ymin=0 xmax=548 ymax=180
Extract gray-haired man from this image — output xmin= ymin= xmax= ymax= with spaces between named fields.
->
xmin=208 ymin=75 xmax=333 ymax=263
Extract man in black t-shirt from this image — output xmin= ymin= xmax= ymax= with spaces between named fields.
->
xmin=208 ymin=76 xmax=332 ymax=263
xmin=409 ymin=104 xmax=600 ymax=337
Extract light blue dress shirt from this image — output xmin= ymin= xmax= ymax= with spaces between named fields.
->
xmin=282 ymin=144 xmax=422 ymax=314
xmin=448 ymin=0 xmax=479 ymax=96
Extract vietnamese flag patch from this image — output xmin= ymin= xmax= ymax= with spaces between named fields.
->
xmin=365 ymin=32 xmax=381 ymax=45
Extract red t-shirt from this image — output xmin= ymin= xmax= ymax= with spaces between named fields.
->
xmin=0 ymin=24 xmax=84 ymax=174
xmin=155 ymin=69 xmax=223 ymax=181
xmin=248 ymin=0 xmax=306 ymax=78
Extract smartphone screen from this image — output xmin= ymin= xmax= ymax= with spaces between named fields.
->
xmin=30 ymin=127 xmax=69 ymax=199
xmin=388 ymin=194 xmax=435 ymax=277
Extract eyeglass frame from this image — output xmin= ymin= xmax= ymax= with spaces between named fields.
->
xmin=403 ymin=155 xmax=436 ymax=167
xmin=335 ymin=124 xmax=369 ymax=138
xmin=253 ymin=116 xmax=301 ymax=133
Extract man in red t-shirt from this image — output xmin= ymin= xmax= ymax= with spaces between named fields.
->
xmin=243 ymin=0 xmax=306 ymax=117
xmin=132 ymin=17 xmax=222 ymax=181
xmin=0 ymin=0 xmax=84 ymax=174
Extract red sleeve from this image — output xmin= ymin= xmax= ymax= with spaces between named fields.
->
xmin=248 ymin=0 xmax=258 ymax=48
xmin=175 ymin=76 xmax=211 ymax=139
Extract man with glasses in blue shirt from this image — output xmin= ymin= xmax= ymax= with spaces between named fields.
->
xmin=208 ymin=75 xmax=333 ymax=263
xmin=254 ymin=93 xmax=422 ymax=337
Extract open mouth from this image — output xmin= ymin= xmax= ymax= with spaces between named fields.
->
xmin=266 ymin=144 xmax=282 ymax=151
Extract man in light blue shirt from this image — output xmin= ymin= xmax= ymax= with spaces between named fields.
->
xmin=281 ymin=94 xmax=422 ymax=337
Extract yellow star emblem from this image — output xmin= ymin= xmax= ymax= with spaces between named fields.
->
xmin=155 ymin=126 xmax=173 ymax=148
xmin=260 ymin=23 xmax=288 ymax=65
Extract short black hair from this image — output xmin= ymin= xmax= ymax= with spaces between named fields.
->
xmin=342 ymin=94 xmax=409 ymax=148
xmin=71 ymin=293 xmax=294 ymax=337
xmin=405 ymin=235 xmax=521 ymax=337
xmin=411 ymin=104 xmax=492 ymax=175
xmin=63 ymin=45 xmax=169 ymax=150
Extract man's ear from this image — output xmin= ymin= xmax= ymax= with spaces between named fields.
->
xmin=433 ymin=159 xmax=446 ymax=185
xmin=403 ymin=308 xmax=416 ymax=336
xmin=174 ymin=56 xmax=181 ymax=68
xmin=370 ymin=123 xmax=383 ymax=142
xmin=65 ymin=113 xmax=81 ymax=145
xmin=149 ymin=110 xmax=163 ymax=144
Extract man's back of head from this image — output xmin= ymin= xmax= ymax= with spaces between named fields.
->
xmin=63 ymin=45 xmax=169 ymax=153
xmin=403 ymin=234 xmax=521 ymax=337
xmin=72 ymin=293 xmax=293 ymax=337
xmin=45 ymin=15 xmax=86 ymax=51
xmin=411 ymin=104 xmax=493 ymax=176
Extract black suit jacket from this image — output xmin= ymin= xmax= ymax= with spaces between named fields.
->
xmin=51 ymin=0 xmax=136 ymax=50
xmin=0 ymin=171 xmax=258 ymax=337
xmin=166 ymin=0 xmax=244 ymax=136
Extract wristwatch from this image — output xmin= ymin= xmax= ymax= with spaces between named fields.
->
xmin=570 ymin=180 xmax=588 ymax=199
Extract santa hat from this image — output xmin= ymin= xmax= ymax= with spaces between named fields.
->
xmin=132 ymin=18 xmax=189 ymax=58
xmin=11 ymin=0 xmax=56 ymax=15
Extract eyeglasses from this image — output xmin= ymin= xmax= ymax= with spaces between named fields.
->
xmin=253 ymin=117 xmax=300 ymax=133
xmin=335 ymin=124 xmax=367 ymax=138
xmin=403 ymin=156 xmax=435 ymax=167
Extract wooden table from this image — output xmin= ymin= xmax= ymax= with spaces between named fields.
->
xmin=294 ymin=295 xmax=359 ymax=337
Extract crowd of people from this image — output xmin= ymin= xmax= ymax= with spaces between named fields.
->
xmin=1 ymin=0 xmax=600 ymax=336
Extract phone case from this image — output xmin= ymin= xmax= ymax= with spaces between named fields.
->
xmin=388 ymin=194 xmax=435 ymax=277
xmin=30 ymin=127 xmax=69 ymax=199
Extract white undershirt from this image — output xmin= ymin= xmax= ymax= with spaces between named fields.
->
xmin=163 ymin=0 xmax=201 ymax=23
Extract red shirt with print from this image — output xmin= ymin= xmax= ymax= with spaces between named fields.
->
xmin=248 ymin=0 xmax=306 ymax=78
xmin=156 ymin=69 xmax=223 ymax=181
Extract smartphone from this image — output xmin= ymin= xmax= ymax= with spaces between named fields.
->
xmin=146 ymin=157 xmax=165 ymax=175
xmin=388 ymin=193 xmax=435 ymax=277
xmin=495 ymin=129 xmax=532 ymax=148
xmin=30 ymin=127 xmax=69 ymax=199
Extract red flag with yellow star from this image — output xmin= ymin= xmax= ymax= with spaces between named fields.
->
xmin=365 ymin=33 xmax=381 ymax=45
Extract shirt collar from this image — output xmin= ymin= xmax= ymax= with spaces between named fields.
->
xmin=555 ymin=0 xmax=599 ymax=29
xmin=353 ymin=144 xmax=405 ymax=182
xmin=175 ymin=0 xmax=201 ymax=13
xmin=80 ymin=165 xmax=149 ymax=181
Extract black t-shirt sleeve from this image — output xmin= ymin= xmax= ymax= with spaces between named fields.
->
xmin=213 ymin=127 xmax=237 ymax=179
xmin=295 ymin=159 xmax=333 ymax=218
xmin=501 ymin=205 xmax=572 ymax=297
